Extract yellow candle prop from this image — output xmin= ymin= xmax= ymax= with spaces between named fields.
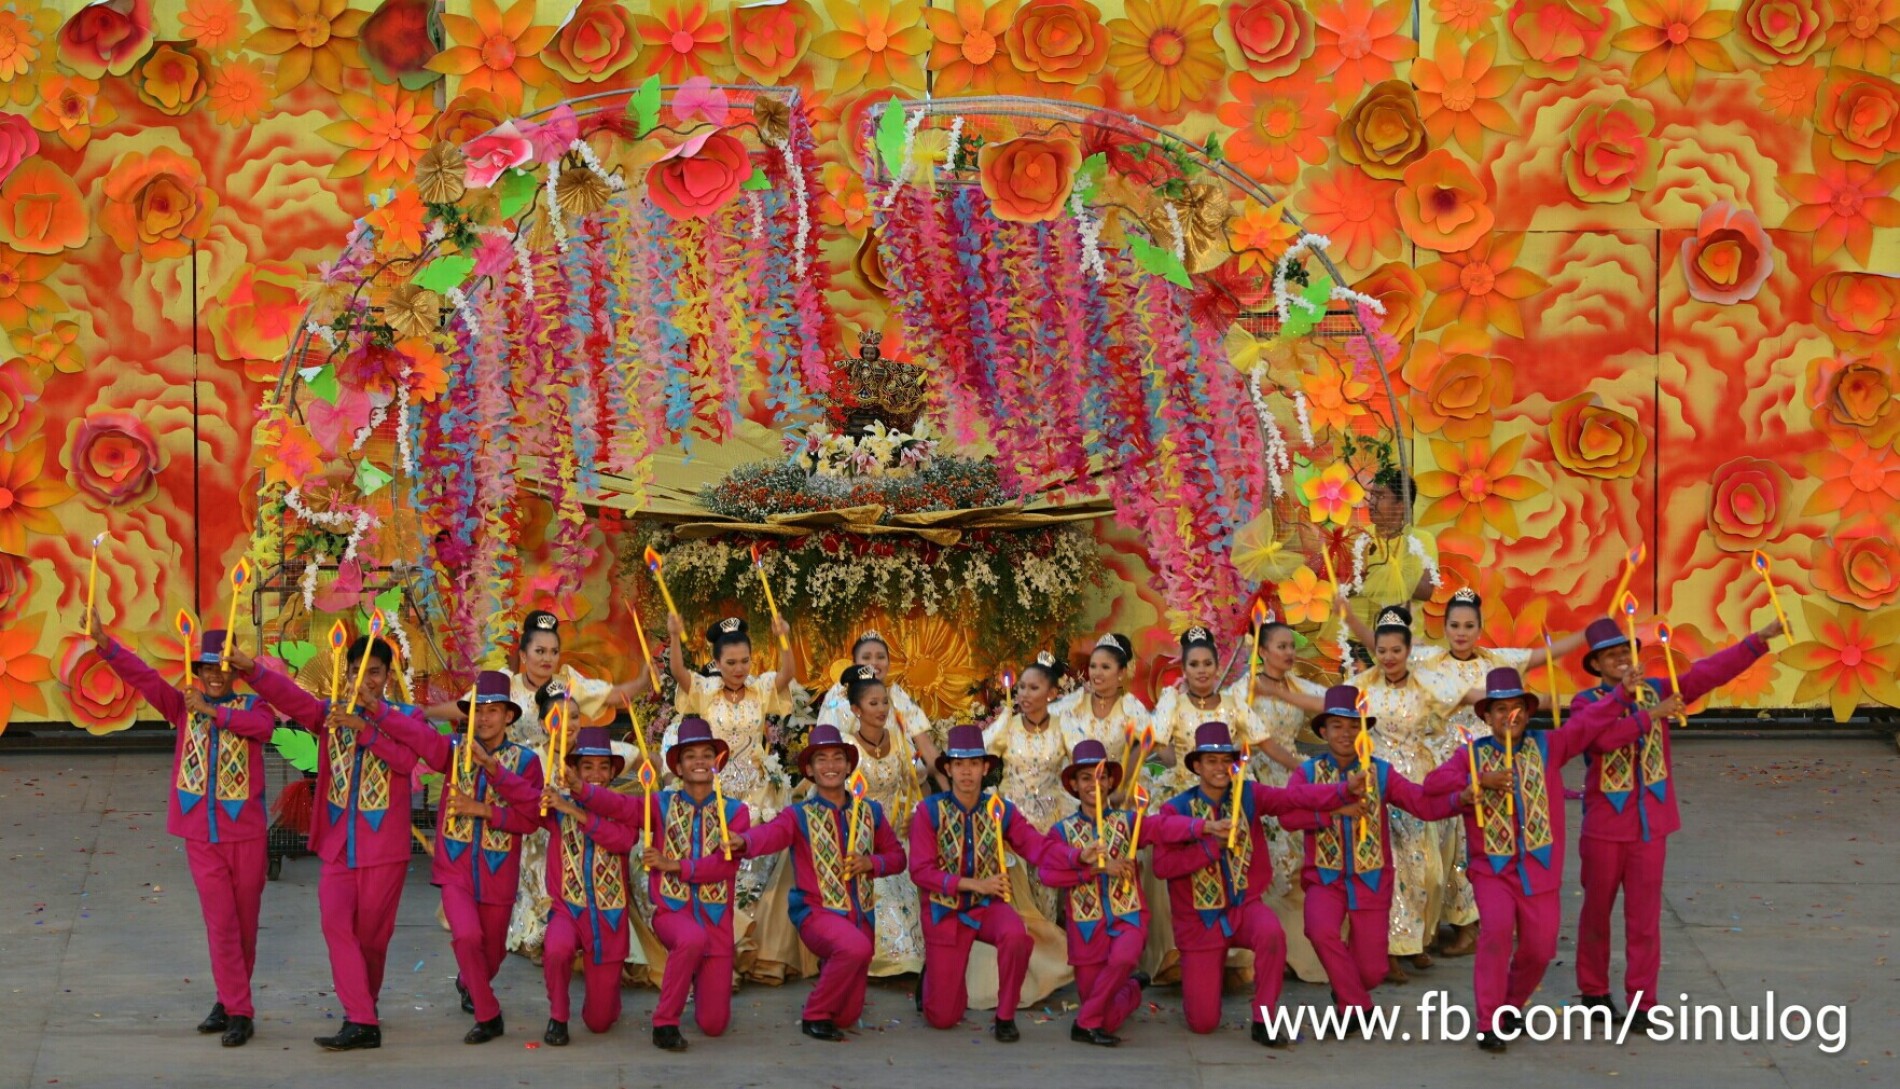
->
xmin=642 ymin=546 xmax=679 ymax=616
xmin=557 ymin=701 xmax=572 ymax=771
xmin=637 ymin=762 xmax=658 ymax=853
xmin=1136 ymin=724 xmax=1155 ymax=770
xmin=541 ymin=707 xmax=560 ymax=815
xmin=1503 ymin=711 xmax=1516 ymax=819
xmin=987 ymin=792 xmax=1010 ymax=901
xmin=1609 ymin=544 xmax=1645 ymax=616
xmin=1093 ymin=772 xmax=1108 ymax=870
xmin=344 ymin=609 xmax=386 ymax=715
xmin=1226 ymin=740 xmax=1249 ymax=852
xmin=85 ymin=534 xmax=104 ymax=623
xmin=999 ymin=670 xmax=1015 ymax=721
xmin=1619 ymin=592 xmax=1641 ymax=676
xmin=457 ymin=685 xmax=478 ymax=788
xmin=1245 ymin=599 xmax=1267 ymax=700
xmin=175 ymin=610 xmax=196 ymax=690
xmin=845 ymin=770 xmax=869 ymax=861
xmin=221 ymin=558 xmax=253 ymax=668
xmin=712 ymin=764 xmax=734 ymax=860
xmin=1354 ymin=690 xmax=1375 ymax=845
xmin=1461 ymin=725 xmax=1486 ymax=831
xmin=1656 ymin=622 xmax=1689 ymax=726
xmin=620 ymin=596 xmax=664 ymax=692
xmin=749 ymin=543 xmax=790 ymax=651
xmin=1541 ymin=626 xmax=1563 ymax=729
xmin=1750 ymin=551 xmax=1792 ymax=643
xmin=1120 ymin=784 xmax=1148 ymax=897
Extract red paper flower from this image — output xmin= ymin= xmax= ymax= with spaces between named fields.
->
xmin=1736 ymin=0 xmax=1833 ymax=63
xmin=978 ymin=134 xmax=1081 ymax=223
xmin=1563 ymin=100 xmax=1656 ymax=204
xmin=1309 ymin=0 xmax=1416 ymax=106
xmin=463 ymin=121 xmax=534 ymax=188
xmin=1547 ymin=393 xmax=1647 ymax=479
xmin=1818 ymin=68 xmax=1900 ymax=165
xmin=1706 ymin=455 xmax=1789 ymax=550
xmin=1396 ymin=150 xmax=1494 ymax=253
xmin=0 ymin=553 xmax=31 ymax=624
xmin=65 ymin=412 xmax=160 ymax=506
xmin=546 ymin=0 xmax=640 ymax=84
xmin=1224 ymin=0 xmax=1315 ymax=78
xmin=1007 ymin=0 xmax=1110 ymax=85
xmin=731 ymin=0 xmax=815 ymax=83
xmin=1807 ymin=351 xmax=1900 ymax=446
xmin=59 ymin=637 xmax=141 ymax=734
xmin=359 ymin=0 xmax=442 ymax=87
xmin=1505 ymin=0 xmax=1618 ymax=81
xmin=1779 ymin=139 xmax=1900 ymax=267
xmin=1679 ymin=201 xmax=1774 ymax=304
xmin=646 ymin=129 xmax=751 ymax=221
xmin=1217 ymin=73 xmax=1335 ymax=186
xmin=636 ymin=0 xmax=732 ymax=83
xmin=1811 ymin=270 xmax=1900 ymax=348
xmin=0 ymin=113 xmax=38 ymax=188
xmin=98 ymin=147 xmax=218 ymax=261
xmin=55 ymin=0 xmax=154 ymax=79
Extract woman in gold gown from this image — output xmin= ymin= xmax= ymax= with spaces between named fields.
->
xmin=1050 ymin=633 xmax=1152 ymax=759
xmin=838 ymin=664 xmax=929 ymax=976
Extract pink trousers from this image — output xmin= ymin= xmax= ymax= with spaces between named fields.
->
xmin=1179 ymin=900 xmax=1286 ymax=1033
xmin=1576 ymin=835 xmax=1668 ymax=1009
xmin=317 ymin=858 xmax=407 ymax=1025
xmin=441 ymin=886 xmax=512 ymax=1021
xmin=1471 ymin=873 xmax=1560 ymax=1031
xmin=651 ymin=909 xmax=733 ymax=1035
xmin=544 ymin=910 xmax=626 ymax=1034
xmin=798 ymin=911 xmax=875 ymax=1026
xmin=922 ymin=902 xmax=1032 ymax=1028
xmin=1303 ymin=882 xmax=1389 ymax=1010
xmin=186 ymin=838 xmax=267 ymax=1018
xmin=1071 ymin=924 xmax=1145 ymax=1033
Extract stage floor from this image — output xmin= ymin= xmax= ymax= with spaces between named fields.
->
xmin=0 ymin=737 xmax=1892 ymax=1089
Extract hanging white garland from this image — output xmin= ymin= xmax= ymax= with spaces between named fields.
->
xmin=300 ymin=552 xmax=325 ymax=611
xmin=1410 ymin=534 xmax=1442 ymax=589
xmin=543 ymin=151 xmax=569 ymax=253
xmin=942 ymin=114 xmax=964 ymax=175
xmin=773 ymin=137 xmax=811 ymax=279
xmin=1351 ymin=532 xmax=1372 ymax=595
xmin=569 ymin=137 xmax=625 ymax=190
xmin=1293 ymin=390 xmax=1314 ymax=446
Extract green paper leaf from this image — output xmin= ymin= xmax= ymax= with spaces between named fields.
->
xmin=875 ymin=101 xmax=908 ymax=175
xmin=354 ymin=460 xmax=393 ymax=496
xmin=375 ymin=587 xmax=403 ymax=617
xmin=740 ymin=166 xmax=772 ymax=191
xmin=414 ymin=254 xmax=475 ymax=293
xmin=1075 ymin=152 xmax=1107 ymax=196
xmin=273 ymin=640 xmax=319 ymax=671
xmin=498 ymin=167 xmax=537 ymax=220
xmin=271 ymin=727 xmax=319 ymax=773
xmin=1128 ymin=235 xmax=1192 ymax=288
xmin=306 ymin=365 xmax=340 ymax=405
xmin=629 ymin=75 xmax=661 ymax=137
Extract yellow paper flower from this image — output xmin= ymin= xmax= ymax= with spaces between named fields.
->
xmin=1232 ymin=507 xmax=1304 ymax=581
xmin=1278 ymin=565 xmax=1332 ymax=625
xmin=1301 ymin=462 xmax=1365 ymax=525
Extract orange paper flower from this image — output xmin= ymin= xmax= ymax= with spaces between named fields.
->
xmin=0 ymin=437 xmax=73 ymax=555
xmin=99 ymin=147 xmax=217 ymax=261
xmin=180 ymin=0 xmax=249 ymax=53
xmin=59 ymin=636 xmax=140 ymax=734
xmin=1300 ymin=461 xmax=1365 ymax=525
xmin=1817 ymin=68 xmax=1900 ymax=164
xmin=365 ymin=187 xmax=426 ymax=255
xmin=1225 ymin=0 xmax=1315 ymax=78
xmin=1736 ymin=0 xmax=1832 ymax=63
xmin=1217 ymin=73 xmax=1336 ymax=186
xmin=429 ymin=0 xmax=556 ymax=114
xmin=979 ymin=135 xmax=1080 ymax=223
xmin=0 ymin=613 xmax=51 ymax=729
xmin=1613 ymin=0 xmax=1736 ymax=102
xmin=1353 ymin=261 xmax=1426 ymax=342
xmin=928 ymin=0 xmax=1025 ymax=96
xmin=1563 ymin=100 xmax=1656 ymax=203
xmin=1827 ymin=0 xmax=1900 ymax=73
xmin=1301 ymin=363 xmax=1373 ymax=432
xmin=731 ymin=0 xmax=816 ymax=83
xmin=55 ymin=0 xmax=153 ymax=79
xmin=1547 ymin=393 xmax=1647 ymax=479
xmin=635 ymin=0 xmax=733 ymax=82
xmin=206 ymin=60 xmax=272 ymax=127
xmin=0 ymin=5 xmax=58 ymax=101
xmin=28 ymin=72 xmax=117 ymax=151
xmin=1395 ymin=149 xmax=1495 ymax=253
xmin=1680 ymin=201 xmax=1774 ymax=305
xmin=1007 ymin=0 xmax=1110 ymax=85
xmin=1759 ymin=61 xmax=1825 ymax=120
xmin=1418 ymin=232 xmax=1548 ymax=337
xmin=0 ymin=159 xmax=88 ymax=254
xmin=133 ymin=42 xmax=210 ymax=116
xmin=208 ymin=259 xmax=307 ymax=366
xmin=1413 ymin=32 xmax=1521 ymax=158
xmin=1408 ymin=343 xmax=1513 ymax=440
xmin=1417 ymin=433 xmax=1543 ymax=538
xmin=1505 ymin=0 xmax=1619 ymax=81
xmin=1781 ymin=600 xmax=1900 ymax=722
xmin=1813 ymin=528 xmax=1900 ymax=609
xmin=1779 ymin=140 xmax=1900 ymax=267
xmin=545 ymin=0 xmax=641 ymax=84
xmin=1811 ymin=270 xmax=1900 ymax=348
xmin=1293 ymin=164 xmax=1401 ymax=270
xmin=814 ymin=0 xmax=929 ymax=92
xmin=1804 ymin=437 xmax=1900 ymax=521
xmin=0 ymin=245 xmax=56 ymax=330
xmin=1807 ymin=352 xmax=1900 ymax=445
xmin=318 ymin=83 xmax=437 ymax=188
xmin=246 ymin=0 xmax=367 ymax=94
xmin=1338 ymin=80 xmax=1429 ymax=180
xmin=1106 ymin=0 xmax=1224 ymax=116
xmin=1278 ymin=564 xmax=1332 ymax=624
xmin=1433 ymin=0 xmax=1502 ymax=36
xmin=1309 ymin=0 xmax=1416 ymax=106
xmin=1706 ymin=455 xmax=1790 ymax=550
xmin=1227 ymin=198 xmax=1297 ymax=275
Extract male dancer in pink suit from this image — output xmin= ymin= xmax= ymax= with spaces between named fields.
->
xmin=1570 ymin=616 xmax=1781 ymax=1021
xmin=1279 ymin=686 xmax=1465 ymax=1019
xmin=525 ymin=718 xmax=745 ymax=1050
xmin=374 ymin=669 xmax=544 ymax=1044
xmin=737 ymin=724 xmax=907 ymax=1041
xmin=908 ymin=724 xmax=1092 ymax=1042
xmin=92 ymin=615 xmax=276 ymax=1047
xmin=1424 ymin=666 xmax=1666 ymax=1052
xmin=1037 ymin=740 xmax=1203 ymax=1047
xmin=229 ymin=638 xmax=422 ymax=1051
xmin=1154 ymin=721 xmax=1361 ymax=1046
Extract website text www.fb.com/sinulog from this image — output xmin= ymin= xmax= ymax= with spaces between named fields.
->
xmin=1259 ymin=991 xmax=1850 ymax=1053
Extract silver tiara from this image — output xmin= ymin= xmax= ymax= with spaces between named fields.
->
xmin=1036 ymin=651 xmax=1056 ymax=667
xmin=1184 ymin=626 xmax=1211 ymax=642
xmin=1094 ymin=633 xmax=1123 ymax=650
xmin=546 ymin=680 xmax=566 ymax=699
xmin=858 ymin=629 xmax=883 ymax=642
xmin=845 ymin=664 xmax=876 ymax=681
xmin=718 ymin=617 xmax=742 ymax=633
xmin=1450 ymin=588 xmax=1480 ymax=605
xmin=532 ymin=614 xmax=557 ymax=630
xmin=1376 ymin=608 xmax=1409 ymax=629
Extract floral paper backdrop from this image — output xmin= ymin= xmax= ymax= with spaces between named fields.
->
xmin=2 ymin=0 xmax=1897 ymax=732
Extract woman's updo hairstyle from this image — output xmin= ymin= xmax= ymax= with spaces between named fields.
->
xmin=1446 ymin=587 xmax=1483 ymax=622
xmin=1374 ymin=605 xmax=1415 ymax=647
xmin=1179 ymin=625 xmax=1219 ymax=659
xmin=706 ymin=616 xmax=752 ymax=659
xmin=843 ymin=664 xmax=885 ymax=706
xmin=1091 ymin=632 xmax=1134 ymax=669
xmin=1022 ymin=650 xmax=1066 ymax=687
xmin=519 ymin=610 xmax=561 ymax=650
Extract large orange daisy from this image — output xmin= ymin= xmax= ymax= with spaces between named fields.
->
xmin=1412 ymin=32 xmax=1520 ymax=157
xmin=1418 ymin=232 xmax=1549 ymax=337
xmin=1416 ymin=433 xmax=1544 ymax=538
xmin=1105 ymin=0 xmax=1225 ymax=115
xmin=428 ymin=0 xmax=556 ymax=115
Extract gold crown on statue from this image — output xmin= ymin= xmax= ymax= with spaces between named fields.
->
xmin=1450 ymin=588 xmax=1480 ymax=605
xmin=838 ymin=329 xmax=927 ymax=434
xmin=718 ymin=617 xmax=743 ymax=633
xmin=1376 ymin=609 xmax=1410 ymax=629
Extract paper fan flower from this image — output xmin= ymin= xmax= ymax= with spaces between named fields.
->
xmin=1232 ymin=507 xmax=1304 ymax=582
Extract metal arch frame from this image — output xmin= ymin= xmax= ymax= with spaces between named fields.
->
xmin=871 ymin=93 xmax=1412 ymax=507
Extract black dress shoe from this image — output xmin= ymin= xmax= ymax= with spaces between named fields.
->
xmin=1132 ymin=971 xmax=1152 ymax=990
xmin=1070 ymin=1023 xmax=1119 ymax=1046
xmin=1251 ymin=1020 xmax=1289 ymax=1048
xmin=197 ymin=1003 xmax=229 ymax=1034
xmin=1476 ymin=1031 xmax=1507 ymax=1053
xmin=653 ymin=1024 xmax=687 ymax=1051
xmin=1578 ymin=994 xmax=1619 ymax=1017
xmin=464 ymin=1016 xmax=504 ymax=1044
xmin=1499 ymin=1010 xmax=1524 ymax=1038
xmin=992 ymin=1019 xmax=1020 ymax=1043
xmin=314 ymin=1021 xmax=381 ymax=1051
xmin=544 ymin=1019 xmax=569 ymax=1047
xmin=914 ymin=965 xmax=925 ymax=1012
xmin=457 ymin=978 xmax=474 ymax=1015
xmin=801 ymin=1019 xmax=845 ymax=1041
xmin=220 ymin=1016 xmax=253 ymax=1048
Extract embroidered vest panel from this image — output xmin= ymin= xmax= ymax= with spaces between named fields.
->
xmin=177 ymin=704 xmax=255 ymax=811
xmin=1058 ymin=810 xmax=1141 ymax=927
xmin=443 ymin=743 xmax=527 ymax=866
xmin=1311 ymin=758 xmax=1384 ymax=880
xmin=1597 ymin=681 xmax=1669 ymax=802
xmin=808 ymin=800 xmax=877 ymax=914
xmin=928 ymin=798 xmax=1003 ymax=916
xmin=1478 ymin=739 xmax=1554 ymax=865
xmin=658 ymin=796 xmax=730 ymax=909
xmin=1186 ymin=791 xmax=1252 ymax=912
xmin=325 ymin=723 xmax=391 ymax=819
xmin=559 ymin=813 xmax=627 ymax=914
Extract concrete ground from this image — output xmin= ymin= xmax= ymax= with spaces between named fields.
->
xmin=0 ymin=736 xmax=1893 ymax=1089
